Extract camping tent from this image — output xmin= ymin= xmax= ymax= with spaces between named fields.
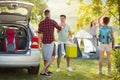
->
xmin=73 ymin=30 xmax=99 ymax=59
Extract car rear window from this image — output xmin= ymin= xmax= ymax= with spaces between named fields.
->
xmin=0 ymin=6 xmax=28 ymax=15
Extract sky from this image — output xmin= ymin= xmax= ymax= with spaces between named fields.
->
xmin=46 ymin=0 xmax=107 ymax=27
xmin=47 ymin=0 xmax=79 ymax=28
xmin=47 ymin=0 xmax=78 ymax=17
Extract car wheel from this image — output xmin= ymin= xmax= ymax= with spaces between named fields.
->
xmin=28 ymin=66 xmax=40 ymax=75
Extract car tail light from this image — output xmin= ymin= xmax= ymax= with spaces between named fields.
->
xmin=31 ymin=36 xmax=39 ymax=48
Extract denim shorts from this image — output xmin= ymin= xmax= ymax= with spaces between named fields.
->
xmin=57 ymin=43 xmax=66 ymax=56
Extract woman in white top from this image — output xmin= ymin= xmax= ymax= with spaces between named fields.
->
xmin=90 ymin=20 xmax=98 ymax=45
xmin=90 ymin=8 xmax=108 ymax=45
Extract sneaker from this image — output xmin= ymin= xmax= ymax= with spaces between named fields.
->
xmin=56 ymin=68 xmax=60 ymax=72
xmin=97 ymin=70 xmax=102 ymax=74
xmin=107 ymin=69 xmax=111 ymax=74
xmin=66 ymin=67 xmax=73 ymax=72
xmin=40 ymin=73 xmax=51 ymax=77
xmin=47 ymin=71 xmax=53 ymax=74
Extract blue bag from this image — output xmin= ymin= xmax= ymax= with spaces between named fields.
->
xmin=98 ymin=26 xmax=113 ymax=44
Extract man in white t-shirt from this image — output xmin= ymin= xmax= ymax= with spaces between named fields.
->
xmin=56 ymin=15 xmax=73 ymax=72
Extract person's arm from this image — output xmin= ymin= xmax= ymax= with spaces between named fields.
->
xmin=68 ymin=25 xmax=72 ymax=41
xmin=98 ymin=8 xmax=108 ymax=26
xmin=110 ymin=27 xmax=115 ymax=49
xmin=38 ymin=33 xmax=43 ymax=48
xmin=53 ymin=20 xmax=62 ymax=31
xmin=38 ymin=22 xmax=43 ymax=48
xmin=68 ymin=30 xmax=72 ymax=41
xmin=69 ymin=30 xmax=72 ymax=38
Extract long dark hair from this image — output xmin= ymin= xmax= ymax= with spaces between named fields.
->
xmin=90 ymin=20 xmax=94 ymax=28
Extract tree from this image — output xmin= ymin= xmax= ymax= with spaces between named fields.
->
xmin=67 ymin=0 xmax=119 ymax=31
xmin=24 ymin=0 xmax=48 ymax=24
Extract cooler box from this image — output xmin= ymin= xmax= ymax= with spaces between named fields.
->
xmin=66 ymin=43 xmax=77 ymax=58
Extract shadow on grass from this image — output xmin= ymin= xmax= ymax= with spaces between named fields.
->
xmin=90 ymin=72 xmax=114 ymax=80
xmin=0 ymin=68 xmax=90 ymax=80
xmin=0 ymin=68 xmax=113 ymax=80
xmin=0 ymin=68 xmax=96 ymax=80
xmin=0 ymin=68 xmax=39 ymax=80
xmin=39 ymin=71 xmax=93 ymax=80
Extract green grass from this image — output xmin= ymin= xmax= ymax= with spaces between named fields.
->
xmin=0 ymin=57 xmax=114 ymax=80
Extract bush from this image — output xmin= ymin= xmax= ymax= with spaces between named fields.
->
xmin=111 ymin=49 xmax=120 ymax=73
xmin=111 ymin=49 xmax=120 ymax=79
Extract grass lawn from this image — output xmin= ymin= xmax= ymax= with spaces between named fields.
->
xmin=0 ymin=57 xmax=114 ymax=80
xmin=40 ymin=58 xmax=113 ymax=80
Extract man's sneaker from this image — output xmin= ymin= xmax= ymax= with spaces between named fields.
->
xmin=107 ymin=69 xmax=111 ymax=74
xmin=47 ymin=71 xmax=53 ymax=74
xmin=97 ymin=70 xmax=102 ymax=74
xmin=56 ymin=68 xmax=60 ymax=72
xmin=40 ymin=73 xmax=51 ymax=77
xmin=66 ymin=67 xmax=73 ymax=72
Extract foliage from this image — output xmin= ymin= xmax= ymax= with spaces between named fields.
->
xmin=115 ymin=37 xmax=120 ymax=44
xmin=110 ymin=70 xmax=120 ymax=80
xmin=111 ymin=49 xmax=120 ymax=79
xmin=24 ymin=0 xmax=48 ymax=24
xmin=67 ymin=0 xmax=119 ymax=31
xmin=111 ymin=49 xmax=120 ymax=73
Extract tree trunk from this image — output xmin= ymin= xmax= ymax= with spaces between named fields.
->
xmin=118 ymin=0 xmax=120 ymax=28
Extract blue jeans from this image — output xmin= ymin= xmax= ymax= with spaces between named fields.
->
xmin=57 ymin=43 xmax=66 ymax=56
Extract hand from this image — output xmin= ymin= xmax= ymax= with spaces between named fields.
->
xmin=104 ymin=7 xmax=109 ymax=12
xmin=112 ymin=44 xmax=115 ymax=50
xmin=39 ymin=42 xmax=42 ymax=48
xmin=38 ymin=39 xmax=42 ymax=48
xmin=57 ymin=30 xmax=60 ymax=33
xmin=69 ymin=38 xmax=73 ymax=43
xmin=61 ymin=25 xmax=64 ymax=28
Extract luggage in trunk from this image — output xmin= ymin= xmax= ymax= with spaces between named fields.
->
xmin=3 ymin=29 xmax=19 ymax=52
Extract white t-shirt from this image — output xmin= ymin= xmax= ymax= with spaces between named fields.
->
xmin=90 ymin=26 xmax=97 ymax=36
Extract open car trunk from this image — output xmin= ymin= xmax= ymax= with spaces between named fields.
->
xmin=0 ymin=24 xmax=29 ymax=54
xmin=0 ymin=1 xmax=34 ymax=23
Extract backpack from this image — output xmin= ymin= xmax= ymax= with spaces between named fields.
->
xmin=3 ymin=29 xmax=19 ymax=52
xmin=98 ymin=26 xmax=113 ymax=44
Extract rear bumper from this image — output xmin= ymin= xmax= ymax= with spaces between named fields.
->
xmin=0 ymin=49 xmax=40 ymax=67
xmin=0 ymin=62 xmax=40 ymax=67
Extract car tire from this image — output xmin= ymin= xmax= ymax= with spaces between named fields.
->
xmin=28 ymin=66 xmax=40 ymax=75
